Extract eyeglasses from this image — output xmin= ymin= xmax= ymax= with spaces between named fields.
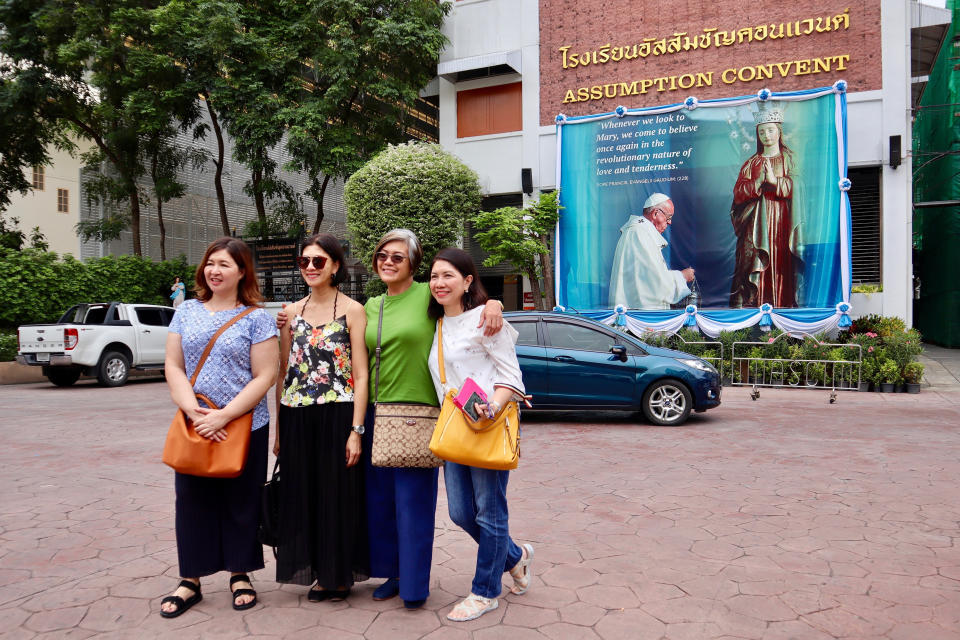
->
xmin=655 ymin=209 xmax=674 ymax=222
xmin=296 ymin=255 xmax=328 ymax=270
xmin=375 ymin=251 xmax=408 ymax=265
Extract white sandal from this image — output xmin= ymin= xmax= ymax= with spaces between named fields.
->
xmin=508 ymin=543 xmax=534 ymax=595
xmin=447 ymin=593 xmax=499 ymax=622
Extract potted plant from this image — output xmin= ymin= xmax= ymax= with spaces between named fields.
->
xmin=902 ymin=362 xmax=924 ymax=394
xmin=878 ymin=359 xmax=899 ymax=392
xmin=859 ymin=359 xmax=875 ymax=392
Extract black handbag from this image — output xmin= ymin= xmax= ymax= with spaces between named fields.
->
xmin=258 ymin=458 xmax=280 ymax=555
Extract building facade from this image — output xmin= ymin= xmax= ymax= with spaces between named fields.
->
xmin=436 ymin=0 xmax=952 ymax=323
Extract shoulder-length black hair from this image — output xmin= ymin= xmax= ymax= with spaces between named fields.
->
xmin=195 ymin=237 xmax=263 ymax=306
xmin=302 ymin=233 xmax=348 ymax=287
xmin=427 ymin=247 xmax=489 ymax=319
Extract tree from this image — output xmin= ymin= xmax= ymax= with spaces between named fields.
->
xmin=0 ymin=0 xmax=202 ymax=256
xmin=0 ymin=211 xmax=48 ymax=251
xmin=473 ymin=192 xmax=560 ymax=311
xmin=144 ymin=131 xmax=209 ymax=260
xmin=283 ymin=0 xmax=452 ymax=233
xmin=345 ymin=142 xmax=481 ymax=281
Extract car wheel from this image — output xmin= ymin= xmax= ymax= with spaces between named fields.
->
xmin=97 ymin=351 xmax=130 ymax=387
xmin=46 ymin=368 xmax=82 ymax=387
xmin=642 ymin=379 xmax=692 ymax=426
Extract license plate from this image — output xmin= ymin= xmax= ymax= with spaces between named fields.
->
xmin=35 ymin=353 xmax=50 ymax=362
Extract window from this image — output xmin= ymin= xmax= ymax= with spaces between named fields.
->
xmin=57 ymin=188 xmax=69 ymax=213
xmin=513 ymin=321 xmax=539 ymax=346
xmin=32 ymin=166 xmax=44 ymax=191
xmin=546 ymin=321 xmax=616 ymax=352
xmin=848 ymin=167 xmax=881 ymax=284
xmin=456 ymin=82 xmax=522 ymax=138
xmin=135 ymin=307 xmax=169 ymax=327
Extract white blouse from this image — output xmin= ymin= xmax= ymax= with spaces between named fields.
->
xmin=428 ymin=306 xmax=525 ymax=403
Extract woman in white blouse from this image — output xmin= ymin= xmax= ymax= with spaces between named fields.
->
xmin=426 ymin=248 xmax=533 ymax=622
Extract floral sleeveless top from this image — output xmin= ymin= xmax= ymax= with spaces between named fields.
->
xmin=280 ymin=313 xmax=354 ymax=407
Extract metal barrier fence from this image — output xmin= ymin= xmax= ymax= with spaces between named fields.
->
xmin=731 ymin=333 xmax=863 ymax=391
xmin=640 ymin=330 xmax=724 ymax=375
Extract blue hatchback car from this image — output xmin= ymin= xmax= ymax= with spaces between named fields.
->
xmin=506 ymin=312 xmax=721 ymax=426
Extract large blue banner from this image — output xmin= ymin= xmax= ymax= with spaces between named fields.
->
xmin=556 ymin=85 xmax=851 ymax=313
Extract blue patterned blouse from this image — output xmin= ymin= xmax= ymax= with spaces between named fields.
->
xmin=168 ymin=299 xmax=278 ymax=430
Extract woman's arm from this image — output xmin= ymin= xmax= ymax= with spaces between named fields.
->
xmin=193 ymin=337 xmax=279 ymax=437
xmin=165 ymin=332 xmax=207 ymax=428
xmin=273 ymin=318 xmax=292 ymax=454
xmin=476 ymin=323 xmax=526 ymax=417
xmin=345 ymin=302 xmax=369 ymax=467
xmin=478 ymin=299 xmax=504 ymax=336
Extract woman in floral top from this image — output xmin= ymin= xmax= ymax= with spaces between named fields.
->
xmin=273 ymin=234 xmax=370 ymax=600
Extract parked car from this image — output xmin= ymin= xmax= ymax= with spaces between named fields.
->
xmin=16 ymin=302 xmax=172 ymax=387
xmin=506 ymin=311 xmax=721 ymax=426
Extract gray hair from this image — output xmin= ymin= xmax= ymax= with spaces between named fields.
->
xmin=372 ymin=228 xmax=423 ymax=273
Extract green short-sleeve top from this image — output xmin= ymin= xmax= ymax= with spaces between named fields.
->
xmin=364 ymin=281 xmax=439 ymax=406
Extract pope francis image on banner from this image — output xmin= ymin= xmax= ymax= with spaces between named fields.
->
xmin=608 ymin=193 xmax=695 ymax=309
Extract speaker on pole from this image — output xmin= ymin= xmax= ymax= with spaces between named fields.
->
xmin=889 ymin=135 xmax=901 ymax=170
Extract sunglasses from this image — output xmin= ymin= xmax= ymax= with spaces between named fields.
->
xmin=296 ymin=255 xmax=328 ymax=270
xmin=375 ymin=251 xmax=408 ymax=265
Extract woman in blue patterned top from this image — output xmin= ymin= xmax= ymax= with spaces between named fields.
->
xmin=160 ymin=237 xmax=278 ymax=618
xmin=273 ymin=233 xmax=370 ymax=601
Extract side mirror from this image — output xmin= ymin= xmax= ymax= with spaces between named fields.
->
xmin=609 ymin=345 xmax=628 ymax=362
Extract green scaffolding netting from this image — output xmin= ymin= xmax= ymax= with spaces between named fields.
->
xmin=913 ymin=0 xmax=960 ymax=346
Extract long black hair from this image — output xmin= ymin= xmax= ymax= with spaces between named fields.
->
xmin=427 ymin=247 xmax=489 ymax=319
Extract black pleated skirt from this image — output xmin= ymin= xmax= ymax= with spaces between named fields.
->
xmin=174 ymin=425 xmax=268 ymax=578
xmin=275 ymin=402 xmax=370 ymax=587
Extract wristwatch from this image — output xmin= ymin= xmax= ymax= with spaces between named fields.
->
xmin=351 ymin=424 xmax=365 ymax=435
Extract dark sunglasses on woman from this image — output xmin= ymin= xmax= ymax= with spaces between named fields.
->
xmin=296 ymin=256 xmax=328 ymax=269
xmin=375 ymin=252 xmax=408 ymax=265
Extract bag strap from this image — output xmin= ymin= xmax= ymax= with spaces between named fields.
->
xmin=189 ymin=306 xmax=258 ymax=386
xmin=373 ymin=296 xmax=385 ymax=405
xmin=437 ymin=317 xmax=447 ymax=385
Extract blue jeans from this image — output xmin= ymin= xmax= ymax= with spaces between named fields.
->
xmin=443 ymin=462 xmax=523 ymax=599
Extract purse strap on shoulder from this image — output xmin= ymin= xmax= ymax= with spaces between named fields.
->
xmin=437 ymin=317 xmax=447 ymax=385
xmin=374 ymin=296 xmax=385 ymax=405
xmin=189 ymin=306 xmax=258 ymax=386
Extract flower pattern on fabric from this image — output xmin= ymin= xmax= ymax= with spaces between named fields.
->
xmin=281 ymin=314 xmax=354 ymax=407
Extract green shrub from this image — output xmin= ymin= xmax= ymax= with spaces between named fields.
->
xmin=0 ymin=330 xmax=17 ymax=361
xmin=903 ymin=362 xmax=924 ymax=384
xmin=0 ymin=248 xmax=194 ymax=327
xmin=878 ymin=359 xmax=901 ymax=384
xmin=344 ymin=141 xmax=481 ymax=279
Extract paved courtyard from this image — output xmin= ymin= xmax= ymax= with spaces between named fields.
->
xmin=1 ymin=378 xmax=959 ymax=639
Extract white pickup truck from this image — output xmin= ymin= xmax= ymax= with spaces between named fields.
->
xmin=16 ymin=302 xmax=172 ymax=387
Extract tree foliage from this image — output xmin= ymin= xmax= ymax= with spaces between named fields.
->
xmin=284 ymin=0 xmax=452 ymax=233
xmin=0 ymin=0 xmax=203 ymax=256
xmin=344 ymin=142 xmax=481 ymax=280
xmin=473 ymin=192 xmax=560 ymax=310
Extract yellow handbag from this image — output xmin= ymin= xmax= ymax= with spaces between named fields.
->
xmin=428 ymin=317 xmax=522 ymax=471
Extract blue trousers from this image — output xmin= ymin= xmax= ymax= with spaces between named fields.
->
xmin=362 ymin=406 xmax=438 ymax=602
xmin=443 ymin=461 xmax=523 ymax=599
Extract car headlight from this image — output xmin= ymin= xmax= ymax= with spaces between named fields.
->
xmin=679 ymin=358 xmax=716 ymax=373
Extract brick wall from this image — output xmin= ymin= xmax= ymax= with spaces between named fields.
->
xmin=539 ymin=1 xmax=882 ymax=125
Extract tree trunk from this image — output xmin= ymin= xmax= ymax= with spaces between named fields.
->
xmin=252 ymin=165 xmax=267 ymax=236
xmin=157 ymin=199 xmax=166 ymax=261
xmin=204 ymin=93 xmax=230 ymax=236
xmin=129 ymin=186 xmax=142 ymax=256
xmin=538 ymin=236 xmax=555 ymax=310
xmin=311 ymin=174 xmax=331 ymax=234
xmin=526 ymin=264 xmax=543 ymax=311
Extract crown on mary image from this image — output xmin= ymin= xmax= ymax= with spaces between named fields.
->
xmin=753 ymin=103 xmax=784 ymax=125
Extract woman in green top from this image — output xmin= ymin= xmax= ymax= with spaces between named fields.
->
xmin=362 ymin=229 xmax=503 ymax=609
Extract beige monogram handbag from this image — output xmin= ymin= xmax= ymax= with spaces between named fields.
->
xmin=370 ymin=297 xmax=443 ymax=468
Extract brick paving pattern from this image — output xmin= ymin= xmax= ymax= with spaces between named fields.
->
xmin=1 ymin=378 xmax=959 ymax=639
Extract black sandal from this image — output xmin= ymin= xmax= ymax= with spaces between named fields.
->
xmin=160 ymin=580 xmax=202 ymax=618
xmin=230 ymin=574 xmax=257 ymax=611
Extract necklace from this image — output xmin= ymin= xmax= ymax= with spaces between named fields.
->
xmin=205 ymin=300 xmax=240 ymax=316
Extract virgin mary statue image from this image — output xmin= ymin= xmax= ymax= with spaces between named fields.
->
xmin=729 ymin=104 xmax=803 ymax=308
